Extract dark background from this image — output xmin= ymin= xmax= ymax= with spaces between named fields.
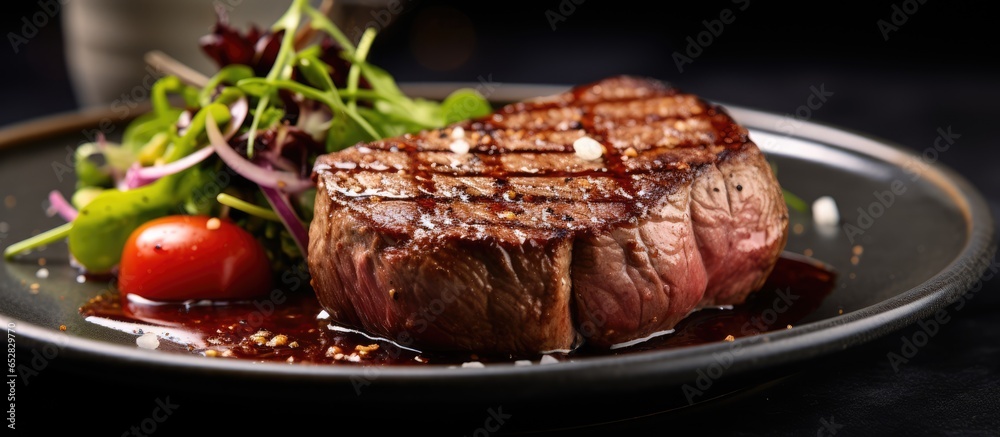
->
xmin=2 ymin=0 xmax=998 ymax=435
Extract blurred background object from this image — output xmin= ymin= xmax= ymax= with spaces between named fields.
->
xmin=62 ymin=0 xmax=303 ymax=107
xmin=61 ymin=0 xmax=404 ymax=107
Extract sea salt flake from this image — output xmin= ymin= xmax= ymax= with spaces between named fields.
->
xmin=136 ymin=333 xmax=160 ymax=350
xmin=573 ymin=136 xmax=604 ymax=161
xmin=450 ymin=139 xmax=470 ymax=155
xmin=812 ymin=196 xmax=840 ymax=227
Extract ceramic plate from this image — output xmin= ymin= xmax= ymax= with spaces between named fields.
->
xmin=0 ymin=84 xmax=994 ymax=431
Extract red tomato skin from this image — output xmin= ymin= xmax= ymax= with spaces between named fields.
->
xmin=117 ymin=215 xmax=273 ymax=301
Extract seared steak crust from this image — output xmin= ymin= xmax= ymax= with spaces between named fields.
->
xmin=308 ymin=76 xmax=788 ymax=353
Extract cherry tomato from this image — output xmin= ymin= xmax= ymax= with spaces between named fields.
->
xmin=117 ymin=215 xmax=273 ymax=301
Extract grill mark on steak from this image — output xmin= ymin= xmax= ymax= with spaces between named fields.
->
xmin=364 ymin=119 xmax=719 ymax=154
xmin=308 ymin=75 xmax=789 ymax=353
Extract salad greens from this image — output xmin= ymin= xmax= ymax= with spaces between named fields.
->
xmin=3 ymin=0 xmax=492 ymax=274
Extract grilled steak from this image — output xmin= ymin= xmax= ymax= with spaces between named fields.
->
xmin=308 ymin=76 xmax=789 ymax=354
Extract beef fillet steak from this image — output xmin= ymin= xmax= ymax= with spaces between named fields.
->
xmin=308 ymin=76 xmax=789 ymax=354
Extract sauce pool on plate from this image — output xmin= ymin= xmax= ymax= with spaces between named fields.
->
xmin=79 ymin=253 xmax=836 ymax=365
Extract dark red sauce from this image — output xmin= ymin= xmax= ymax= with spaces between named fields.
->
xmin=78 ymin=254 xmax=836 ymax=366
